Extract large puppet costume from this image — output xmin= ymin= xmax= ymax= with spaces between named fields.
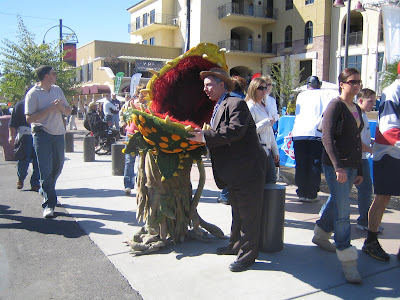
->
xmin=122 ymin=43 xmax=228 ymax=255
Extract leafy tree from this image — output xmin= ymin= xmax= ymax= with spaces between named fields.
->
xmin=0 ymin=16 xmax=78 ymax=104
xmin=381 ymin=59 xmax=400 ymax=89
xmin=268 ymin=56 xmax=305 ymax=115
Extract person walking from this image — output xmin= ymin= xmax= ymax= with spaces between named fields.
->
xmin=8 ymin=86 xmax=40 ymax=192
xmin=292 ymin=76 xmax=338 ymax=202
xmin=188 ymin=67 xmax=267 ymax=272
xmin=362 ymin=62 xmax=400 ymax=262
xmin=25 ymin=65 xmax=71 ymax=218
xmin=111 ymin=93 xmax=121 ymax=131
xmin=245 ymin=77 xmax=279 ymax=184
xmin=69 ymin=104 xmax=78 ymax=130
xmin=312 ymin=68 xmax=364 ymax=283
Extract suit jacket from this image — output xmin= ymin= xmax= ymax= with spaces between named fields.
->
xmin=204 ymin=95 xmax=267 ymax=189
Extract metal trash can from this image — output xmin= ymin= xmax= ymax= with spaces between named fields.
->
xmin=65 ymin=132 xmax=74 ymax=153
xmin=83 ymin=135 xmax=95 ymax=162
xmin=111 ymin=143 xmax=125 ymax=176
xmin=259 ymin=184 xmax=286 ymax=253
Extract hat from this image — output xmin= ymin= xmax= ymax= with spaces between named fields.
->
xmin=200 ymin=67 xmax=234 ymax=91
xmin=88 ymin=101 xmax=98 ymax=109
xmin=307 ymin=76 xmax=322 ymax=89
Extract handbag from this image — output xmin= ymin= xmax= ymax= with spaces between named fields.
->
xmin=13 ymin=135 xmax=28 ymax=161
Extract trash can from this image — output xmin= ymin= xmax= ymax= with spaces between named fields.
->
xmin=83 ymin=135 xmax=95 ymax=162
xmin=65 ymin=132 xmax=74 ymax=153
xmin=111 ymin=143 xmax=125 ymax=176
xmin=259 ymin=184 xmax=286 ymax=253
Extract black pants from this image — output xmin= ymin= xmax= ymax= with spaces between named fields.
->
xmin=293 ymin=139 xmax=323 ymax=199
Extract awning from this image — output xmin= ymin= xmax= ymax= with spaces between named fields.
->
xmin=89 ymin=85 xmax=111 ymax=94
xmin=80 ymin=86 xmax=90 ymax=95
xmin=118 ymin=56 xmax=169 ymax=72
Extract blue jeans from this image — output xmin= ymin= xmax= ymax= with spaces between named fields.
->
xmin=293 ymin=139 xmax=323 ymax=199
xmin=17 ymin=134 xmax=40 ymax=187
xmin=265 ymin=152 xmax=277 ymax=184
xmin=219 ymin=187 xmax=229 ymax=200
xmin=124 ymin=136 xmax=136 ymax=189
xmin=112 ymin=114 xmax=120 ymax=130
xmin=317 ymin=165 xmax=357 ymax=250
xmin=355 ymin=159 xmax=372 ymax=227
xmin=33 ymin=130 xmax=65 ymax=209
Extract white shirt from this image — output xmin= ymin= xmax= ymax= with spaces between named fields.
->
xmin=264 ymin=95 xmax=279 ymax=122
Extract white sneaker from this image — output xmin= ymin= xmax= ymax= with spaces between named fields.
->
xmin=124 ymin=188 xmax=131 ymax=195
xmin=303 ymin=196 xmax=320 ymax=203
xmin=356 ymin=224 xmax=384 ymax=233
xmin=43 ymin=207 xmax=54 ymax=218
xmin=298 ymin=197 xmax=307 ymax=202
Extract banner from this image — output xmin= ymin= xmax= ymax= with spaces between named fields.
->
xmin=276 ymin=116 xmax=296 ymax=168
xmin=382 ymin=5 xmax=400 ymax=64
xmin=130 ymin=73 xmax=142 ymax=98
xmin=114 ymin=72 xmax=125 ymax=94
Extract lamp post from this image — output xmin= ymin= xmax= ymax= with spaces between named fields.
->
xmin=42 ymin=19 xmax=78 ymax=58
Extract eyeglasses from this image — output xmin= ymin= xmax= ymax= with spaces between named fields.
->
xmin=257 ymin=85 xmax=270 ymax=91
xmin=344 ymin=80 xmax=362 ymax=86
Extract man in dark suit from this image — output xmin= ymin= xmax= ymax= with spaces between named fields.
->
xmin=188 ymin=67 xmax=267 ymax=272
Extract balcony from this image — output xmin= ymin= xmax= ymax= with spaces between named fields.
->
xmin=218 ymin=3 xmax=278 ymax=24
xmin=341 ymin=31 xmax=363 ymax=47
xmin=130 ymin=13 xmax=179 ymax=35
xmin=218 ymin=39 xmax=276 ymax=56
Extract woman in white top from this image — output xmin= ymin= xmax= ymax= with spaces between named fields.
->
xmin=261 ymin=75 xmax=279 ymax=124
xmin=245 ymin=77 xmax=279 ymax=183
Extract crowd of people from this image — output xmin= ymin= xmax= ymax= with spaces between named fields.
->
xmin=7 ymin=63 xmax=400 ymax=280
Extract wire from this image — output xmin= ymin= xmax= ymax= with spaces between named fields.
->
xmin=0 ymin=11 xmax=58 ymax=21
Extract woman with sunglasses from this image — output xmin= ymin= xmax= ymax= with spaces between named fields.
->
xmin=312 ymin=68 xmax=364 ymax=283
xmin=245 ymin=77 xmax=279 ymax=184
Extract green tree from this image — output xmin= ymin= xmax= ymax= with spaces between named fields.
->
xmin=268 ymin=56 xmax=305 ymax=115
xmin=0 ymin=16 xmax=78 ymax=104
xmin=381 ymin=59 xmax=400 ymax=90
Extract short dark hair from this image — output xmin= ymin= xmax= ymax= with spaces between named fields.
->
xmin=231 ymin=76 xmax=247 ymax=92
xmin=36 ymin=65 xmax=53 ymax=81
xmin=357 ymin=88 xmax=376 ymax=100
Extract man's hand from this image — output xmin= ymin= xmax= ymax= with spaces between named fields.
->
xmin=354 ymin=176 xmax=363 ymax=185
xmin=187 ymin=129 xmax=205 ymax=143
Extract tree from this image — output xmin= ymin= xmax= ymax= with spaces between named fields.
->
xmin=268 ymin=56 xmax=305 ymax=115
xmin=0 ymin=16 xmax=78 ymax=104
xmin=381 ymin=59 xmax=400 ymax=90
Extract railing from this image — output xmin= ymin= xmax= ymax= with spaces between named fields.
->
xmin=341 ymin=31 xmax=363 ymax=46
xmin=131 ymin=13 xmax=179 ymax=33
xmin=218 ymin=3 xmax=278 ymax=20
xmin=218 ymin=39 xmax=276 ymax=54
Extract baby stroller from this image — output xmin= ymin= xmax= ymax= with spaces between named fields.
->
xmin=84 ymin=113 xmax=119 ymax=155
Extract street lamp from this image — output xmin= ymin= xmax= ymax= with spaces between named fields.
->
xmin=42 ymin=19 xmax=78 ymax=56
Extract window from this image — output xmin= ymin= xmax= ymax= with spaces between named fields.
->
xmin=143 ymin=13 xmax=148 ymax=27
xmin=150 ymin=37 xmax=155 ymax=45
xmin=341 ymin=55 xmax=362 ymax=72
xmin=87 ymin=63 xmax=93 ymax=82
xmin=142 ymin=40 xmax=147 ymax=45
xmin=304 ymin=21 xmax=313 ymax=45
xmin=136 ymin=17 xmax=140 ymax=30
xmin=377 ymin=52 xmax=384 ymax=72
xmin=305 ymin=0 xmax=314 ymax=4
xmin=150 ymin=9 xmax=155 ymax=23
xmin=286 ymin=0 xmax=293 ymax=10
xmin=285 ymin=26 xmax=292 ymax=48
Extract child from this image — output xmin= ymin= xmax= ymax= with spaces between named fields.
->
xmin=355 ymin=88 xmax=382 ymax=232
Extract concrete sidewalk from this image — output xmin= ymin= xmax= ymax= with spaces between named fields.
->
xmin=56 ymin=123 xmax=400 ymax=299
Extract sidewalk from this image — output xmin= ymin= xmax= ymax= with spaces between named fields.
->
xmin=57 ymin=121 xmax=400 ymax=299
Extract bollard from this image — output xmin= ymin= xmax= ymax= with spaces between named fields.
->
xmin=83 ymin=135 xmax=95 ymax=162
xmin=259 ymin=184 xmax=286 ymax=253
xmin=111 ymin=143 xmax=125 ymax=176
xmin=65 ymin=132 xmax=74 ymax=153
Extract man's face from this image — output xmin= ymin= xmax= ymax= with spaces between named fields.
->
xmin=105 ymin=94 xmax=110 ymax=100
xmin=46 ymin=69 xmax=57 ymax=85
xmin=112 ymin=94 xmax=116 ymax=100
xmin=203 ymin=77 xmax=225 ymax=101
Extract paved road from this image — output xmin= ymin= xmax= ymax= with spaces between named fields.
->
xmin=0 ymin=159 xmax=142 ymax=300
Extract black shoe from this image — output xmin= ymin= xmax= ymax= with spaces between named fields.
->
xmin=228 ymin=259 xmax=255 ymax=272
xmin=217 ymin=197 xmax=230 ymax=205
xmin=362 ymin=240 xmax=390 ymax=261
xmin=31 ymin=185 xmax=40 ymax=192
xmin=216 ymin=246 xmax=237 ymax=255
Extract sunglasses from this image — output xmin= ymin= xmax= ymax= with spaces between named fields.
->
xmin=344 ymin=80 xmax=362 ymax=86
xmin=257 ymin=84 xmax=271 ymax=91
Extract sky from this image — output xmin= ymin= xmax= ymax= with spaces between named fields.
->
xmin=0 ymin=0 xmax=142 ymax=70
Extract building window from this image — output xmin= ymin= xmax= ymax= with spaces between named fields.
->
xmin=286 ymin=0 xmax=293 ymax=10
xmin=150 ymin=37 xmax=155 ymax=45
xmin=143 ymin=13 xmax=148 ymax=27
xmin=142 ymin=40 xmax=147 ymax=45
xmin=285 ymin=26 xmax=292 ymax=48
xmin=87 ymin=63 xmax=93 ymax=82
xmin=80 ymin=68 xmax=84 ymax=82
xmin=136 ymin=17 xmax=140 ymax=30
xmin=377 ymin=52 xmax=384 ymax=72
xmin=304 ymin=21 xmax=313 ymax=45
xmin=305 ymin=0 xmax=314 ymax=4
xmin=150 ymin=9 xmax=155 ymax=23
xmin=341 ymin=55 xmax=362 ymax=72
